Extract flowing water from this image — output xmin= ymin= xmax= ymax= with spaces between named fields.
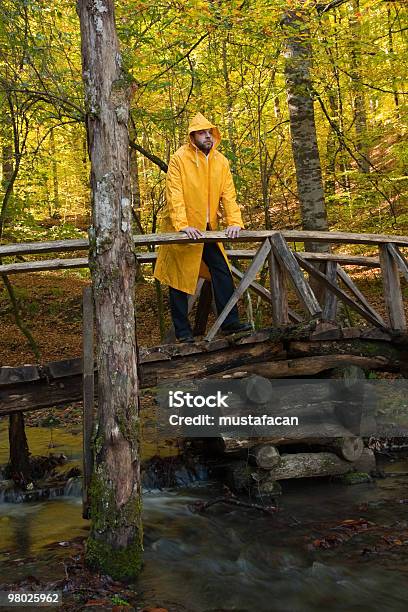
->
xmin=1 ymin=421 xmax=408 ymax=611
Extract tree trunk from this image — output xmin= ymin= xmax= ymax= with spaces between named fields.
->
xmin=349 ymin=0 xmax=370 ymax=174
xmin=387 ymin=6 xmax=400 ymax=118
xmin=283 ymin=3 xmax=329 ymax=253
xmin=77 ymin=0 xmax=142 ymax=580
xmin=222 ymin=35 xmax=237 ymax=175
xmin=0 ymin=116 xmax=14 ymax=237
xmin=50 ymin=128 xmax=60 ymax=217
xmin=325 ymin=92 xmax=337 ymax=196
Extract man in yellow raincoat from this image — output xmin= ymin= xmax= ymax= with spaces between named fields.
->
xmin=154 ymin=112 xmax=252 ymax=342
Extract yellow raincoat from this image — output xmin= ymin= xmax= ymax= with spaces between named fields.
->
xmin=154 ymin=113 xmax=244 ymax=295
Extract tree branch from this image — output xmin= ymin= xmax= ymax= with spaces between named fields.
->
xmin=141 ymin=33 xmax=209 ymax=87
xmin=316 ymin=0 xmax=348 ymax=14
xmin=129 ymin=140 xmax=168 ymax=173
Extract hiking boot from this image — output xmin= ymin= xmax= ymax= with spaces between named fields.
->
xmin=222 ymin=322 xmax=253 ymax=334
xmin=178 ymin=332 xmax=195 ymax=343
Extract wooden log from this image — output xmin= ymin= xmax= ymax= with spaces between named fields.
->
xmin=268 ymin=244 xmax=289 ymax=325
xmin=205 ymin=239 xmax=271 ymax=341
xmin=288 ymin=339 xmax=406 ymax=366
xmin=0 ymin=257 xmax=89 ymax=275
xmin=308 ymin=437 xmax=364 ymax=462
xmin=0 ymin=250 xmax=383 ymax=276
xmin=0 ymin=365 xmax=40 ymax=385
xmin=330 ymin=364 xmax=365 ymax=436
xmin=270 ymin=233 xmax=322 ymax=318
xmin=380 ymin=244 xmax=407 ymax=331
xmin=82 ymin=287 xmax=94 ymax=520
xmin=270 ymin=452 xmax=357 ymax=480
xmin=310 ymin=321 xmax=342 ymax=341
xmin=224 ymin=449 xmax=367 ymax=491
xmin=360 ymin=328 xmax=392 ymax=341
xmin=302 ymin=252 xmax=380 ymax=267
xmin=249 ymin=444 xmax=281 ymax=469
xmin=132 ymin=230 xmax=408 ymax=248
xmin=188 ymin=418 xmax=366 ymax=456
xmin=336 ymin=265 xmax=385 ymax=326
xmin=0 ymin=238 xmax=88 ymax=257
xmin=322 ymin=261 xmax=338 ymax=321
xmin=388 ymin=244 xmax=408 ymax=282
xmin=245 ymin=375 xmax=274 ymax=404
xmin=295 ymin=254 xmax=387 ymax=329
xmin=141 ymin=341 xmax=285 ymax=387
xmin=8 ymin=412 xmax=31 ymax=483
xmin=219 ymin=354 xmax=389 ymax=379
xmin=44 ymin=357 xmax=83 ymax=379
xmin=0 ymin=376 xmax=84 ymax=416
xmin=1 ymin=231 xmax=408 ymax=261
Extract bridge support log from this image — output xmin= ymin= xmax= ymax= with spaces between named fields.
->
xmin=249 ymin=444 xmax=281 ymax=469
xmin=218 ymin=353 xmax=389 ymax=379
xmin=307 ymin=437 xmax=364 ymax=462
xmin=223 ymin=448 xmax=376 ymax=495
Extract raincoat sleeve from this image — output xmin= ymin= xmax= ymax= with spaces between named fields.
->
xmin=166 ymin=156 xmax=189 ymax=232
xmin=221 ymin=162 xmax=244 ymax=228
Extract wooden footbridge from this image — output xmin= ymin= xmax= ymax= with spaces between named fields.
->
xmin=1 ymin=230 xmax=407 ymax=501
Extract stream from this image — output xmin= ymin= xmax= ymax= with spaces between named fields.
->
xmin=1 ymin=422 xmax=408 ymax=611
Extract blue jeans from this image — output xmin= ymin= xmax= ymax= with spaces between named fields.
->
xmin=169 ymin=243 xmax=239 ymax=338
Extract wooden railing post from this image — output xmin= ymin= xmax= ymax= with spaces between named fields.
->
xmin=379 ymin=244 xmax=407 ymax=331
xmin=82 ymin=286 xmax=94 ymax=519
xmin=268 ymin=239 xmax=289 ymax=325
xmin=322 ymin=261 xmax=338 ymax=322
xmin=270 ymin=233 xmax=322 ymax=319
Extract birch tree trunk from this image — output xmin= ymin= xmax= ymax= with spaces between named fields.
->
xmin=283 ymin=3 xmax=328 ymax=253
xmin=77 ymin=0 xmax=142 ymax=580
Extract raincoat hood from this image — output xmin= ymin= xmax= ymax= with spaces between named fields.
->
xmin=188 ymin=112 xmax=221 ymax=150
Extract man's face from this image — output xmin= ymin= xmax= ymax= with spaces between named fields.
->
xmin=191 ymin=129 xmax=214 ymax=154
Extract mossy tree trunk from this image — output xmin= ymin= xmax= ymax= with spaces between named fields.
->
xmin=77 ymin=0 xmax=142 ymax=580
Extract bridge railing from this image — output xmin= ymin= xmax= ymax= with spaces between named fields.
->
xmin=0 ymin=230 xmax=407 ymax=338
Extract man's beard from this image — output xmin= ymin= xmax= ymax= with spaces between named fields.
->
xmin=198 ymin=141 xmax=213 ymax=153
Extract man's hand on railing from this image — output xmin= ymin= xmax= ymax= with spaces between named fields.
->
xmin=225 ymin=225 xmax=241 ymax=239
xmin=181 ymin=226 xmax=204 ymax=240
